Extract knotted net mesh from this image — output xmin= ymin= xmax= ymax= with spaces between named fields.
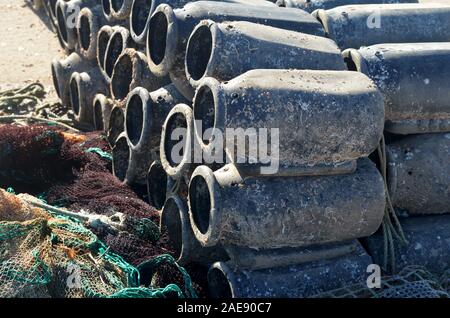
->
xmin=0 ymin=189 xmax=194 ymax=298
xmin=311 ymin=266 xmax=449 ymax=298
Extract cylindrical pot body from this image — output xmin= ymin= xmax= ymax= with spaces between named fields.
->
xmin=188 ymin=158 xmax=385 ymax=249
xmin=111 ymin=48 xmax=170 ymax=101
xmin=313 ymin=3 xmax=450 ymax=50
xmin=185 ymin=20 xmax=346 ymax=88
xmin=343 ymin=43 xmax=450 ymax=134
xmin=193 ymin=69 xmax=384 ymax=176
xmin=386 ymin=133 xmax=450 ymax=215
xmin=208 ymin=242 xmax=373 ymax=298
xmin=146 ymin=1 xmax=325 ymax=99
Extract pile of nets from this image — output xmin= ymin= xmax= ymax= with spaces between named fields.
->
xmin=0 ymin=124 xmax=170 ymax=264
xmin=0 ymin=82 xmax=82 ymax=131
xmin=0 ymin=124 xmax=88 ymax=193
xmin=312 ymin=266 xmax=449 ymax=298
xmin=0 ymin=123 xmax=206 ymax=296
xmin=0 ymin=189 xmax=196 ymax=298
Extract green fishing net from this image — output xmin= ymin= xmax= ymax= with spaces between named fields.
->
xmin=0 ymin=188 xmax=194 ymax=298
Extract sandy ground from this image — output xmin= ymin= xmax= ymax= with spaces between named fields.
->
xmin=0 ymin=0 xmax=64 ymax=100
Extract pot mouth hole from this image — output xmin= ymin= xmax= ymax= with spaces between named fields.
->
xmin=69 ymin=77 xmax=80 ymax=116
xmin=131 ymin=0 xmax=153 ymax=36
xmin=147 ymin=162 xmax=168 ymax=210
xmin=186 ymin=25 xmax=213 ymax=81
xmin=108 ymin=107 xmax=125 ymax=145
xmin=102 ymin=0 xmax=111 ymax=15
xmin=125 ymin=93 xmax=144 ymax=146
xmin=148 ymin=11 xmax=168 ymax=66
xmin=49 ymin=0 xmax=58 ymax=17
xmin=193 ymin=86 xmax=215 ymax=145
xmin=51 ymin=63 xmax=60 ymax=97
xmin=105 ymin=33 xmax=124 ymax=77
xmin=164 ymin=112 xmax=188 ymax=168
xmin=56 ymin=5 xmax=68 ymax=42
xmin=189 ymin=174 xmax=211 ymax=235
xmin=93 ymin=99 xmax=104 ymax=131
xmin=79 ymin=14 xmax=91 ymax=51
xmin=112 ymin=53 xmax=133 ymax=100
xmin=111 ymin=0 xmax=124 ymax=13
xmin=112 ymin=135 xmax=130 ymax=182
xmin=97 ymin=29 xmax=111 ymax=69
xmin=160 ymin=198 xmax=182 ymax=259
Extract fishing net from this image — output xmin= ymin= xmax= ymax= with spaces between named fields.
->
xmin=102 ymin=230 xmax=173 ymax=267
xmin=0 ymin=189 xmax=195 ymax=298
xmin=311 ymin=266 xmax=449 ymax=298
xmin=138 ymin=254 xmax=198 ymax=298
xmin=0 ymin=125 xmax=204 ymax=297
xmin=0 ymin=124 xmax=91 ymax=193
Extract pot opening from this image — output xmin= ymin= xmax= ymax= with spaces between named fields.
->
xmin=164 ymin=112 xmax=188 ymax=168
xmin=112 ymin=135 xmax=130 ymax=182
xmin=125 ymin=92 xmax=144 ymax=146
xmin=107 ymin=106 xmax=125 ymax=147
xmin=148 ymin=11 xmax=168 ymax=66
xmin=160 ymin=198 xmax=183 ymax=259
xmin=93 ymin=99 xmax=104 ymax=131
xmin=147 ymin=162 xmax=168 ymax=210
xmin=111 ymin=0 xmax=124 ymax=12
xmin=69 ymin=76 xmax=80 ymax=116
xmin=186 ymin=25 xmax=213 ymax=81
xmin=189 ymin=175 xmax=211 ymax=235
xmin=111 ymin=53 xmax=133 ymax=100
xmin=97 ymin=28 xmax=111 ymax=70
xmin=56 ymin=5 xmax=68 ymax=42
xmin=105 ymin=32 xmax=125 ymax=77
xmin=79 ymin=14 xmax=91 ymax=51
xmin=102 ymin=0 xmax=111 ymax=15
xmin=131 ymin=0 xmax=153 ymax=36
xmin=49 ymin=0 xmax=58 ymax=17
xmin=51 ymin=62 xmax=60 ymax=98
xmin=193 ymin=86 xmax=215 ymax=145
